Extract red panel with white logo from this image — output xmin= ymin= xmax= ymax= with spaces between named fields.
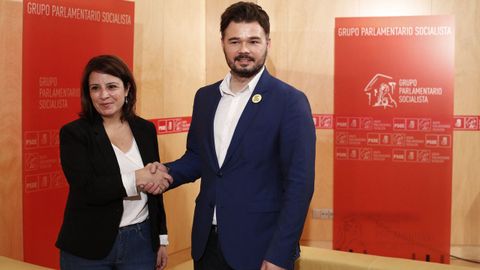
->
xmin=23 ymin=0 xmax=134 ymax=267
xmin=312 ymin=114 xmax=334 ymax=129
xmin=333 ymin=16 xmax=454 ymax=263
xmin=453 ymin=115 xmax=479 ymax=130
xmin=152 ymin=116 xmax=192 ymax=135
xmin=313 ymin=114 xmax=479 ymax=131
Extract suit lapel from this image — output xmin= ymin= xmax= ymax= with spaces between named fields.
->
xmin=221 ymin=70 xmax=271 ymax=168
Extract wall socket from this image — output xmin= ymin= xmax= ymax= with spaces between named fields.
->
xmin=312 ymin=208 xmax=333 ymax=220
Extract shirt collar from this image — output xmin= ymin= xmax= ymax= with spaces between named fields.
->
xmin=219 ymin=66 xmax=266 ymax=97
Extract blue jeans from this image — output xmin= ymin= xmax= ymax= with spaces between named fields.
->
xmin=60 ymin=219 xmax=156 ymax=270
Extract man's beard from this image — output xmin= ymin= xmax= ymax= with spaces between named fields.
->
xmin=227 ymin=51 xmax=267 ymax=78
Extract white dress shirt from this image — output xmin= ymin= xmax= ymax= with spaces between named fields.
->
xmin=212 ymin=66 xmax=265 ymax=225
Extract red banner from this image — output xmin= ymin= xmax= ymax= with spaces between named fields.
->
xmin=333 ymin=16 xmax=454 ymax=263
xmin=23 ymin=0 xmax=134 ymax=267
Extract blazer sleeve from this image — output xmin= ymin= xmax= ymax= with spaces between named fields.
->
xmin=264 ymin=90 xmax=316 ymax=269
xmin=60 ymin=122 xmax=127 ymax=206
xmin=166 ymin=90 xmax=203 ymax=189
xmin=156 ymin=193 xmax=168 ymax=235
xmin=150 ymin=121 xmax=168 ymax=235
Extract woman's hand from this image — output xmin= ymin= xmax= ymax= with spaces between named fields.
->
xmin=156 ymin=245 xmax=168 ymax=269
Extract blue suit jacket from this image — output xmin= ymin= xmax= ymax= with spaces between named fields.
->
xmin=167 ymin=70 xmax=315 ymax=270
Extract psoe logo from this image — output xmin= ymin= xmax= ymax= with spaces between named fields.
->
xmin=364 ymin=74 xmax=397 ymax=109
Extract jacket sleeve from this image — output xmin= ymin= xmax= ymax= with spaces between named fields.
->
xmin=264 ymin=90 xmax=316 ymax=269
xmin=165 ymin=91 xmax=203 ymax=189
xmin=60 ymin=123 xmax=127 ymax=206
xmin=150 ymin=121 xmax=168 ymax=235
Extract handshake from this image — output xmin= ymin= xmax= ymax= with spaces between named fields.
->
xmin=135 ymin=162 xmax=173 ymax=195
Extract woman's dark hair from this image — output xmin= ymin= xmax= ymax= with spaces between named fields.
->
xmin=220 ymin=1 xmax=270 ymax=39
xmin=79 ymin=55 xmax=137 ymax=122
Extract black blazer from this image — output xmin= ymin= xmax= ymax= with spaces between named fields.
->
xmin=56 ymin=115 xmax=167 ymax=259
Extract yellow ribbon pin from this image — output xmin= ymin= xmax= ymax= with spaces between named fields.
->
xmin=251 ymin=94 xmax=262 ymax=104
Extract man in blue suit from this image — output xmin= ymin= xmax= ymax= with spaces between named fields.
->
xmin=162 ymin=2 xmax=316 ymax=269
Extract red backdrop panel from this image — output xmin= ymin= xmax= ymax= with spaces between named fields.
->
xmin=22 ymin=0 xmax=134 ymax=267
xmin=333 ymin=16 xmax=454 ymax=263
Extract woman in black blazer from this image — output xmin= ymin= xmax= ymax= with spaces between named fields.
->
xmin=56 ymin=55 xmax=172 ymax=270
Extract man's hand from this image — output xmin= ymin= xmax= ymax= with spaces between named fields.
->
xmin=260 ymin=260 xmax=285 ymax=270
xmin=149 ymin=161 xmax=169 ymax=174
xmin=136 ymin=163 xmax=173 ymax=195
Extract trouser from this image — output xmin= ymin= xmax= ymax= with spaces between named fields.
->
xmin=194 ymin=225 xmax=234 ymax=270
xmin=60 ymin=219 xmax=156 ymax=270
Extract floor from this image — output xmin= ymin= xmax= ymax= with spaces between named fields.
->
xmin=300 ymin=240 xmax=480 ymax=269
xmin=167 ymin=241 xmax=480 ymax=269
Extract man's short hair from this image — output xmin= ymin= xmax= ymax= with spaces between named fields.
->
xmin=220 ymin=1 xmax=270 ymax=39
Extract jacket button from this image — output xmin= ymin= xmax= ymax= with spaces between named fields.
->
xmin=216 ymin=171 xmax=223 ymax=177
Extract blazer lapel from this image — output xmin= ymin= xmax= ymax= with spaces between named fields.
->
xmin=129 ymin=117 xmax=150 ymax=165
xmin=92 ymin=118 xmax=121 ymax=173
xmin=221 ymin=70 xmax=271 ymax=168
xmin=206 ymin=88 xmax=222 ymax=171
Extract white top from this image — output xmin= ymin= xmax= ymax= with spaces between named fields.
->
xmin=113 ymin=138 xmax=168 ymax=245
xmin=212 ymin=67 xmax=265 ymax=225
